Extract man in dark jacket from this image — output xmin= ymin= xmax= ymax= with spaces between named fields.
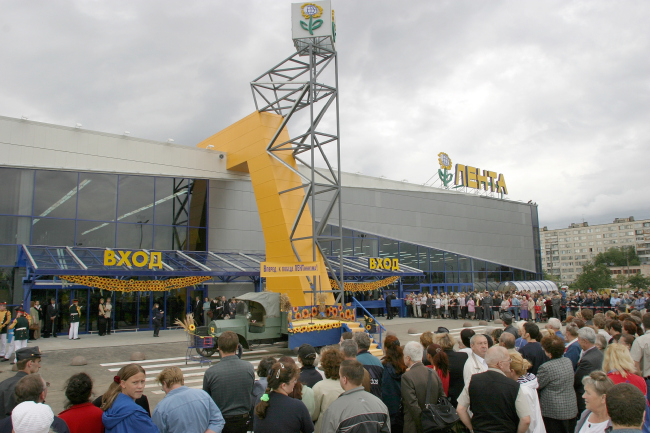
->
xmin=0 ymin=347 xmax=43 ymax=419
xmin=402 ymin=341 xmax=444 ymax=433
xmin=385 ymin=292 xmax=394 ymax=320
xmin=0 ymin=373 xmax=70 ymax=433
xmin=297 ymin=344 xmax=322 ymax=388
xmin=518 ymin=322 xmax=548 ymax=375
xmin=482 ymin=293 xmax=493 ymax=322
xmin=574 ymin=327 xmax=604 ymax=414
xmin=152 ymin=303 xmax=164 ymax=337
xmin=353 ymin=333 xmax=383 ymax=398
xmin=46 ymin=299 xmax=58 ymax=338
xmin=192 ymin=296 xmax=203 ymax=326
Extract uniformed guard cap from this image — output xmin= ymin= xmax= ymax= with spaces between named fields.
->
xmin=16 ymin=346 xmax=45 ymax=361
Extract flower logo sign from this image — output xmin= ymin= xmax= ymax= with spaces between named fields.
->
xmin=300 ymin=3 xmax=323 ymax=35
xmin=438 ymin=152 xmax=454 ymax=187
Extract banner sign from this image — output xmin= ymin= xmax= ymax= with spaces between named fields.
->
xmin=437 ymin=152 xmax=508 ymax=195
xmin=369 ymin=258 xmax=400 ymax=271
xmin=260 ymin=262 xmax=320 ymax=277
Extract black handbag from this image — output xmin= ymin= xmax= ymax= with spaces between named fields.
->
xmin=420 ymin=369 xmax=460 ymax=433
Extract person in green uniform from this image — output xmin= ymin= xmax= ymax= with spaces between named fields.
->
xmin=8 ymin=307 xmax=29 ymax=364
xmin=69 ymin=299 xmax=81 ymax=340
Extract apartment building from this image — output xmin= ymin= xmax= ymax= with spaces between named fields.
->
xmin=540 ymin=217 xmax=650 ymax=284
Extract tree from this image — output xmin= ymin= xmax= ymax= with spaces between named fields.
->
xmin=614 ymin=274 xmax=628 ymax=289
xmin=542 ymin=270 xmax=560 ymax=284
xmin=573 ymin=263 xmax=613 ymax=291
xmin=627 ymin=273 xmax=650 ymax=290
xmin=593 ymin=246 xmax=640 ymax=267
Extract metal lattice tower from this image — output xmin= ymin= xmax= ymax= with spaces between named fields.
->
xmin=250 ymin=38 xmax=344 ymax=303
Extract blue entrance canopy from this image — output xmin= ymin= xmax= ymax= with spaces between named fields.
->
xmin=17 ymin=245 xmax=423 ymax=279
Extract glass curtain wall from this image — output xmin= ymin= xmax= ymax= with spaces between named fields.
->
xmin=330 ymin=225 xmax=537 ymax=292
xmin=0 ymin=167 xmax=209 ymax=268
xmin=0 ymin=167 xmax=209 ymax=316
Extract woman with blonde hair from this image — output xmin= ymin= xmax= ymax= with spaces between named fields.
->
xmin=254 ymin=362 xmax=314 ymax=433
xmin=603 ymin=343 xmax=647 ymax=394
xmin=101 ymin=364 xmax=159 ymax=433
xmin=574 ymin=371 xmax=614 ymax=433
xmin=508 ymin=352 xmax=545 ymax=433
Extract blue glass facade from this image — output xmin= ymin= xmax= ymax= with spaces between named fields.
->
xmin=0 ymin=167 xmax=209 ymax=268
xmin=0 ymin=167 xmax=209 ymax=329
xmin=320 ymin=225 xmax=540 ymax=293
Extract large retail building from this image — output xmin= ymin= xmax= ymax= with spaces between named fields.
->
xmin=0 ymin=114 xmax=541 ymax=332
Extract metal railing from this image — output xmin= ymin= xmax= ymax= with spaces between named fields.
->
xmin=351 ymin=296 xmax=387 ymax=349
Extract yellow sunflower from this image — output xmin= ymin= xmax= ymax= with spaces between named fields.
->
xmin=366 ymin=324 xmax=372 ymax=331
xmin=189 ymin=324 xmax=196 ymax=332
xmin=438 ymin=152 xmax=452 ymax=170
xmin=301 ymin=3 xmax=323 ymax=19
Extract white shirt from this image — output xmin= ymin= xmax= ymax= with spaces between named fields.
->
xmin=435 ymin=299 xmax=441 ymax=308
xmin=459 ymin=347 xmax=473 ymax=356
xmin=578 ymin=417 xmax=609 ymax=433
xmin=597 ymin=329 xmax=611 ymax=341
xmin=463 ymin=351 xmax=488 ymax=386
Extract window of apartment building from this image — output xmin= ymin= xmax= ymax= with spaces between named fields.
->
xmin=579 ymin=230 xmax=585 ymax=234
xmin=597 ymin=247 xmax=603 ymax=252
xmin=574 ymin=237 xmax=579 ymax=241
xmin=587 ymin=229 xmax=593 ymax=233
xmin=609 ymin=227 xmax=616 ymax=231
xmin=580 ymin=242 xmax=587 ymax=246
xmin=595 ymin=234 xmax=602 ymax=238
xmin=581 ymin=248 xmax=588 ymax=252
xmin=580 ymin=236 xmax=586 ymax=240
xmin=645 ymin=223 xmax=650 ymax=227
xmin=627 ymin=231 xmax=634 ymax=236
xmin=595 ymin=228 xmax=601 ymax=232
xmin=589 ymin=242 xmax=594 ymax=246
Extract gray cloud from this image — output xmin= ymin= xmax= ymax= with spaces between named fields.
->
xmin=1 ymin=0 xmax=649 ymax=230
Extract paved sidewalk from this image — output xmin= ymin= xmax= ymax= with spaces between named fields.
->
xmin=32 ymin=328 xmax=189 ymax=353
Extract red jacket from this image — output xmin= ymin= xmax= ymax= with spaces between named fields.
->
xmin=59 ymin=402 xmax=104 ymax=433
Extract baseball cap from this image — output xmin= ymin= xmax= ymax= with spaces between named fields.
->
xmin=297 ymin=343 xmax=317 ymax=360
xmin=11 ymin=401 xmax=53 ymax=433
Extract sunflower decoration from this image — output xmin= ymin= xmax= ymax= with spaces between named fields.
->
xmin=438 ymin=152 xmax=452 ymax=170
xmin=302 ymin=309 xmax=310 ymax=319
xmin=366 ymin=324 xmax=372 ymax=331
xmin=210 ymin=327 xmax=215 ymax=333
xmin=311 ymin=306 xmax=318 ymax=317
xmin=293 ymin=306 xmax=300 ymax=313
xmin=338 ymin=305 xmax=343 ymax=312
xmin=344 ymin=310 xmax=352 ymax=320
xmin=189 ymin=324 xmax=196 ymax=332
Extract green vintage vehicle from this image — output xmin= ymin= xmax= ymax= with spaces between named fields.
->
xmin=195 ymin=291 xmax=289 ymax=357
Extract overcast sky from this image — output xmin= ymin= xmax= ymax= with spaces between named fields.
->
xmin=1 ymin=1 xmax=649 ymax=230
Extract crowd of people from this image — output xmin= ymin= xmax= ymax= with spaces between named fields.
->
xmin=3 ymin=289 xmax=650 ymax=433
xmin=400 ymin=288 xmax=650 ymax=323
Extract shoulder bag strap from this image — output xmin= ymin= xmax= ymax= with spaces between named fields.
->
xmin=425 ymin=367 xmax=433 ymax=405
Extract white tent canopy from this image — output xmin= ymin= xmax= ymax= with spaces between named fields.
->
xmin=497 ymin=280 xmax=559 ymax=295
